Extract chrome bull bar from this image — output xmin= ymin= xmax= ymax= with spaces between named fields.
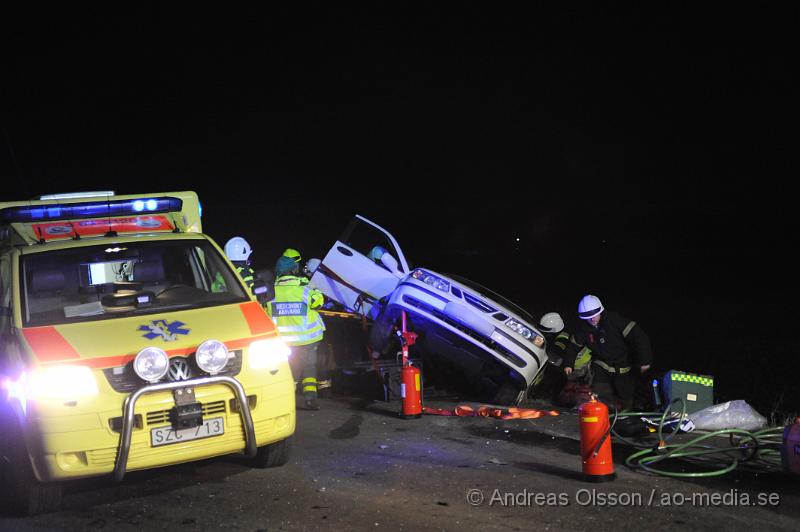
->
xmin=113 ymin=375 xmax=257 ymax=482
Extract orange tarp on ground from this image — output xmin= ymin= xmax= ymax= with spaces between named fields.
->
xmin=423 ymin=404 xmax=559 ymax=420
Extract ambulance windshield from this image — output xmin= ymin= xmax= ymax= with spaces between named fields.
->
xmin=21 ymin=239 xmax=250 ymax=326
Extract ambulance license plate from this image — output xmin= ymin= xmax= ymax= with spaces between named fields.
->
xmin=151 ymin=417 xmax=224 ymax=447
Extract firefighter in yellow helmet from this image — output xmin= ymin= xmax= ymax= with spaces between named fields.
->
xmin=279 ymin=248 xmax=309 ymax=285
xmin=283 ymin=248 xmax=302 ymax=264
xmin=267 ymin=255 xmax=325 ymax=410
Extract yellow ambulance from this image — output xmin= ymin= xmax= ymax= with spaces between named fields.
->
xmin=0 ymin=191 xmax=295 ymax=515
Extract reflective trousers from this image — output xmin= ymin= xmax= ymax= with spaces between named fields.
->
xmin=290 ymin=343 xmax=319 ymax=399
xmin=590 ymin=361 xmax=635 ymax=411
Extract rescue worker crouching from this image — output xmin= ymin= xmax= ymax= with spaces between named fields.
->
xmin=268 ymin=255 xmax=326 ymax=410
xmin=536 ymin=312 xmax=593 ymax=406
xmin=562 ymin=295 xmax=652 ymax=412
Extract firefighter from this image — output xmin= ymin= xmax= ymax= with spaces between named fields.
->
xmin=539 ymin=312 xmax=593 ymax=407
xmin=267 ymin=255 xmax=326 ymax=410
xmin=303 ymin=257 xmax=321 ymax=278
xmin=562 ymin=295 xmax=652 ymax=411
xmin=282 ymin=247 xmax=302 ymax=265
xmin=279 ymin=248 xmax=309 ymax=285
xmin=224 ymin=236 xmax=257 ymax=292
xmin=367 ymin=245 xmax=387 ymax=263
xmin=367 ymin=245 xmax=395 ymax=272
xmin=539 ymin=312 xmax=570 ymax=367
xmin=210 ymin=271 xmax=227 ymax=293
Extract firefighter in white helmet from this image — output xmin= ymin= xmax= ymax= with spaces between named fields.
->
xmin=538 ymin=312 xmax=568 ymax=366
xmin=224 ymin=236 xmax=257 ymax=292
xmin=538 ymin=312 xmax=593 ymax=407
xmin=563 ymin=294 xmax=653 ymax=411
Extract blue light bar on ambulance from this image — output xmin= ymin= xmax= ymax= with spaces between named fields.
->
xmin=0 ymin=197 xmax=183 ymax=224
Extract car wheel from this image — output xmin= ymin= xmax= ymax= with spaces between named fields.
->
xmin=0 ymin=416 xmax=62 ymax=516
xmin=491 ymin=382 xmax=521 ymax=406
xmin=249 ymin=437 xmax=292 ymax=469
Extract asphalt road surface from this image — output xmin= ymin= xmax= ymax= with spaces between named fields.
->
xmin=2 ymin=395 xmax=799 ymax=531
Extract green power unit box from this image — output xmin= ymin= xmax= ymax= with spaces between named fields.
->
xmin=661 ymin=370 xmax=714 ymax=413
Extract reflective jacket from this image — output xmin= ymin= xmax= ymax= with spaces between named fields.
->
xmin=547 ymin=331 xmax=591 ymax=370
xmin=267 ymin=275 xmax=325 ymax=346
xmin=233 ymin=262 xmax=256 ymax=291
xmin=563 ymin=311 xmax=652 ymax=370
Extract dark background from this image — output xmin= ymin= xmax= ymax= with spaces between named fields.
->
xmin=1 ymin=5 xmax=796 ymax=415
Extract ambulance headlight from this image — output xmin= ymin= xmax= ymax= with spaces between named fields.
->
xmin=249 ymin=338 xmax=291 ymax=370
xmin=26 ymin=365 xmax=99 ymax=400
xmin=196 ymin=339 xmax=229 ymax=374
xmin=134 ymin=347 xmax=169 ymax=382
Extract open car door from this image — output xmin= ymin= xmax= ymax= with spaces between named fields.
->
xmin=310 ymin=215 xmax=409 ymax=319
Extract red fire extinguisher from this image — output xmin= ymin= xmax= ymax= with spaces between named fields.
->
xmin=399 ymin=311 xmax=422 ymax=418
xmin=578 ymin=395 xmax=615 ymax=481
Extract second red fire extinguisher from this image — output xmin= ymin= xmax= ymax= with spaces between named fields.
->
xmin=578 ymin=395 xmax=616 ymax=481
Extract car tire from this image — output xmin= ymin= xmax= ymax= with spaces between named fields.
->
xmin=491 ymin=382 xmax=521 ymax=406
xmin=0 ymin=413 xmax=62 ymax=516
xmin=249 ymin=437 xmax=292 ymax=469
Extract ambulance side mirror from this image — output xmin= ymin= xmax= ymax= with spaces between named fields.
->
xmin=252 ymin=279 xmax=272 ymax=305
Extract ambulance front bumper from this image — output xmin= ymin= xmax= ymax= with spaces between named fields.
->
xmin=113 ymin=375 xmax=255 ymax=481
xmin=28 ymin=375 xmax=295 ymax=483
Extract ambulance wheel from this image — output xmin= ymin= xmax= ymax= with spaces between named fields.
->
xmin=0 ymin=419 xmax=62 ymax=516
xmin=250 ymin=437 xmax=292 ymax=469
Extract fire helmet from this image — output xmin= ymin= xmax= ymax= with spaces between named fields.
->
xmin=224 ymin=237 xmax=252 ymax=262
xmin=539 ymin=312 xmax=565 ymax=334
xmin=283 ymin=248 xmax=302 ymax=263
xmin=578 ymin=294 xmax=604 ymax=320
xmin=367 ymin=245 xmax=388 ymax=262
xmin=304 ymin=258 xmax=321 ymax=277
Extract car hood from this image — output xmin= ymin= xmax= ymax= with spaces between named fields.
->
xmin=413 ymin=269 xmax=542 ymax=334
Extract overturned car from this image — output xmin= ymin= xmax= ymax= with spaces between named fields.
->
xmin=309 ymin=215 xmax=548 ymax=405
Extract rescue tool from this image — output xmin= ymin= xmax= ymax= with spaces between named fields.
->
xmin=399 ymin=311 xmax=422 ymax=418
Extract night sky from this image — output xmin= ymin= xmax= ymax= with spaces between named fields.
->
xmin=2 ymin=5 xmax=796 ymax=412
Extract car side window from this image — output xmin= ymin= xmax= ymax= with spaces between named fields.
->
xmin=341 ymin=219 xmax=399 ymax=265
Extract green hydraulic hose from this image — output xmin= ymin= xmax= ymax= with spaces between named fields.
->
xmin=610 ymin=399 xmax=785 ymax=478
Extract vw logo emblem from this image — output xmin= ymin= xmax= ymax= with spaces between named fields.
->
xmin=167 ymin=357 xmax=193 ymax=381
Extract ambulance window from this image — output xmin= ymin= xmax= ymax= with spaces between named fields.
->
xmin=193 ymin=247 xmax=227 ymax=293
xmin=21 ymin=240 xmax=249 ymax=326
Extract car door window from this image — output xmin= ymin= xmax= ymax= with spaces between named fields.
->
xmin=340 ymin=218 xmax=404 ymax=271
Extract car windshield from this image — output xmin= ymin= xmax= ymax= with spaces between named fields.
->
xmin=21 ymin=239 xmax=249 ymax=326
xmin=446 ymin=273 xmax=537 ymax=324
